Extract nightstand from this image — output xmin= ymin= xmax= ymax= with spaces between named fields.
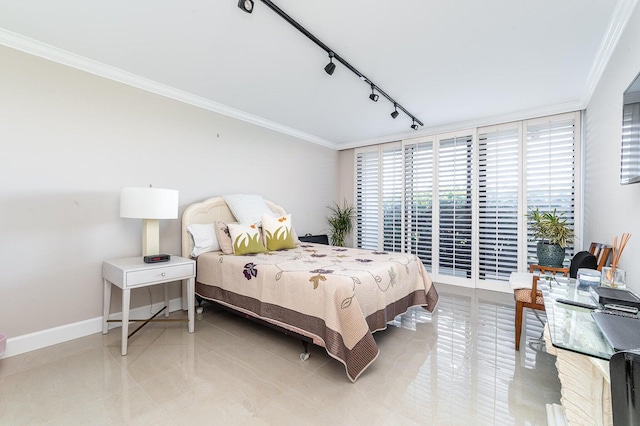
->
xmin=102 ymin=256 xmax=196 ymax=356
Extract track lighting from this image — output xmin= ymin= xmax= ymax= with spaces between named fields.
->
xmin=369 ymin=85 xmax=379 ymax=102
xmin=324 ymin=52 xmax=336 ymax=75
xmin=237 ymin=0 xmax=254 ymax=13
xmin=391 ymin=104 xmax=399 ymax=119
xmin=243 ymin=0 xmax=424 ymax=127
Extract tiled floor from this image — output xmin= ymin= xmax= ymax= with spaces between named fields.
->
xmin=0 ymin=284 xmax=561 ymax=425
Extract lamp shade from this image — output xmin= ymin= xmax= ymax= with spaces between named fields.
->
xmin=120 ymin=187 xmax=179 ymax=219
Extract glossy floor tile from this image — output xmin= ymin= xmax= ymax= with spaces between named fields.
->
xmin=0 ymin=284 xmax=561 ymax=425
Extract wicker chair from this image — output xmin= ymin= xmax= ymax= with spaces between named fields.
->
xmin=514 ymin=275 xmax=543 ymax=351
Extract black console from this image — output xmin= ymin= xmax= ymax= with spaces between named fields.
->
xmin=298 ymin=234 xmax=329 ymax=245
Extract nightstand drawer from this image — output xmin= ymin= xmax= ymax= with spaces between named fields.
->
xmin=125 ymin=263 xmax=194 ymax=287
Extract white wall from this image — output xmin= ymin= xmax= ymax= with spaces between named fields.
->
xmin=584 ymin=3 xmax=640 ymax=293
xmin=0 ymin=45 xmax=338 ymax=342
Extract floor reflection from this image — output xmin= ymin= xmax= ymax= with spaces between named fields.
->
xmin=385 ymin=284 xmax=562 ymax=425
xmin=0 ymin=283 xmax=562 ymax=425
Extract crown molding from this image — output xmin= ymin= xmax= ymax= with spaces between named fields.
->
xmin=0 ymin=28 xmax=338 ymax=150
xmin=583 ymin=0 xmax=640 ymax=105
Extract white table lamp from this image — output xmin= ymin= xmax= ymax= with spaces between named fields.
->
xmin=120 ymin=186 xmax=179 ymax=256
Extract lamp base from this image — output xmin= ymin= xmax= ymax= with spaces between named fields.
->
xmin=142 ymin=219 xmax=160 ymax=257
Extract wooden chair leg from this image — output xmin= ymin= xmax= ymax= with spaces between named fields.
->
xmin=515 ymin=300 xmax=524 ymax=351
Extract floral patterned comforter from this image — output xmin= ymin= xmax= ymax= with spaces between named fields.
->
xmin=195 ymin=243 xmax=439 ymax=382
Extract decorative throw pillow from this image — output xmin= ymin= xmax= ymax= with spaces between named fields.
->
xmin=187 ymin=223 xmax=220 ymax=257
xmin=222 ymin=194 xmax=274 ymax=225
xmin=228 ymin=223 xmax=268 ymax=255
xmin=214 ymin=221 xmax=235 ymax=255
xmin=262 ymin=214 xmax=296 ymax=251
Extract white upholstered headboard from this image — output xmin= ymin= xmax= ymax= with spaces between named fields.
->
xmin=181 ymin=196 xmax=286 ymax=259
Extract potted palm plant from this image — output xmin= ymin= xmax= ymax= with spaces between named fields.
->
xmin=526 ymin=207 xmax=574 ymax=267
xmin=326 ymin=200 xmax=354 ymax=247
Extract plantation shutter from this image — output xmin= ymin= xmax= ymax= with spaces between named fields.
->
xmin=355 ymin=149 xmax=380 ymax=250
xmin=382 ymin=146 xmax=404 ymax=252
xmin=353 ymin=111 xmax=580 ymax=289
xmin=525 ymin=114 xmax=577 ymax=265
xmin=438 ymin=134 xmax=473 ymax=278
xmin=478 ymin=126 xmax=520 ymax=281
xmin=403 ymin=140 xmax=434 ymax=270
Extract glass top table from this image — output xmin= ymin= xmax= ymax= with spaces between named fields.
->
xmin=540 ymin=278 xmax=615 ymax=360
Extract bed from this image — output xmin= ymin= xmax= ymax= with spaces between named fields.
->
xmin=181 ymin=196 xmax=438 ymax=382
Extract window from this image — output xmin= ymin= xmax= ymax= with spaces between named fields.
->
xmin=353 ymin=112 xmax=580 ymax=288
xmin=478 ymin=125 xmax=520 ymax=281
xmin=355 ymin=143 xmax=402 ymax=250
xmin=437 ymin=134 xmax=473 ymax=279
xmin=404 ymin=139 xmax=434 ymax=269
xmin=355 ymin=150 xmax=379 ymax=250
xmin=382 ymin=146 xmax=403 ymax=253
xmin=525 ymin=115 xmax=578 ymax=264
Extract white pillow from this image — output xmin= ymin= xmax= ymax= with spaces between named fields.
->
xmin=187 ymin=224 xmax=220 ymax=257
xmin=223 ymin=194 xmax=275 ymax=225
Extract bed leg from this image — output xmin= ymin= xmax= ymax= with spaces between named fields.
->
xmin=195 ymin=295 xmax=204 ymax=314
xmin=300 ymin=341 xmax=310 ymax=361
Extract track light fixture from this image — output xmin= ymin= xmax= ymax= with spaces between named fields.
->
xmin=241 ymin=0 xmax=424 ymax=128
xmin=391 ymin=104 xmax=399 ymax=119
xmin=237 ymin=0 xmax=254 ymax=13
xmin=369 ymin=84 xmax=379 ymax=102
xmin=324 ymin=52 xmax=336 ymax=76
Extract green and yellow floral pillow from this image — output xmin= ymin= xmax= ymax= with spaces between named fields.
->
xmin=262 ymin=214 xmax=296 ymax=251
xmin=228 ymin=223 xmax=268 ymax=255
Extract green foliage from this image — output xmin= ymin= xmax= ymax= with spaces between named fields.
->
xmin=526 ymin=207 xmax=574 ymax=248
xmin=326 ymin=200 xmax=354 ymax=247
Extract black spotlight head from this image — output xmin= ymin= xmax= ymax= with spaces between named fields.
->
xmin=238 ymin=0 xmax=254 ymax=13
xmin=391 ymin=110 xmax=399 ymax=119
xmin=411 ymin=123 xmax=419 ymax=130
xmin=324 ymin=61 xmax=336 ymax=75
xmin=369 ymin=84 xmax=378 ymax=102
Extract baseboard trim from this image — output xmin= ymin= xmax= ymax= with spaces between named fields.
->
xmin=1 ymin=297 xmax=184 ymax=359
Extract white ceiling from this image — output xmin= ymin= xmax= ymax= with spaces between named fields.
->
xmin=0 ymin=0 xmax=636 ymax=149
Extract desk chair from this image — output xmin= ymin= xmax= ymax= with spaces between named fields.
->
xmin=516 ymin=242 xmax=612 ymax=350
xmin=588 ymin=242 xmax=612 ymax=271
xmin=514 ymin=275 xmax=543 ymax=351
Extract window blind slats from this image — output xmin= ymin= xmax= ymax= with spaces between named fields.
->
xmin=356 ymin=150 xmax=380 ymax=250
xmin=526 ymin=118 xmax=577 ymax=265
xmin=478 ymin=127 xmax=519 ymax=281
xmin=404 ymin=141 xmax=434 ymax=269
xmin=382 ymin=147 xmax=404 ymax=253
xmin=438 ymin=135 xmax=473 ymax=278
xmin=355 ymin=113 xmax=578 ymax=286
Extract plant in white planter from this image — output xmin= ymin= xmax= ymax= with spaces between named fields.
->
xmin=526 ymin=208 xmax=574 ymax=267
